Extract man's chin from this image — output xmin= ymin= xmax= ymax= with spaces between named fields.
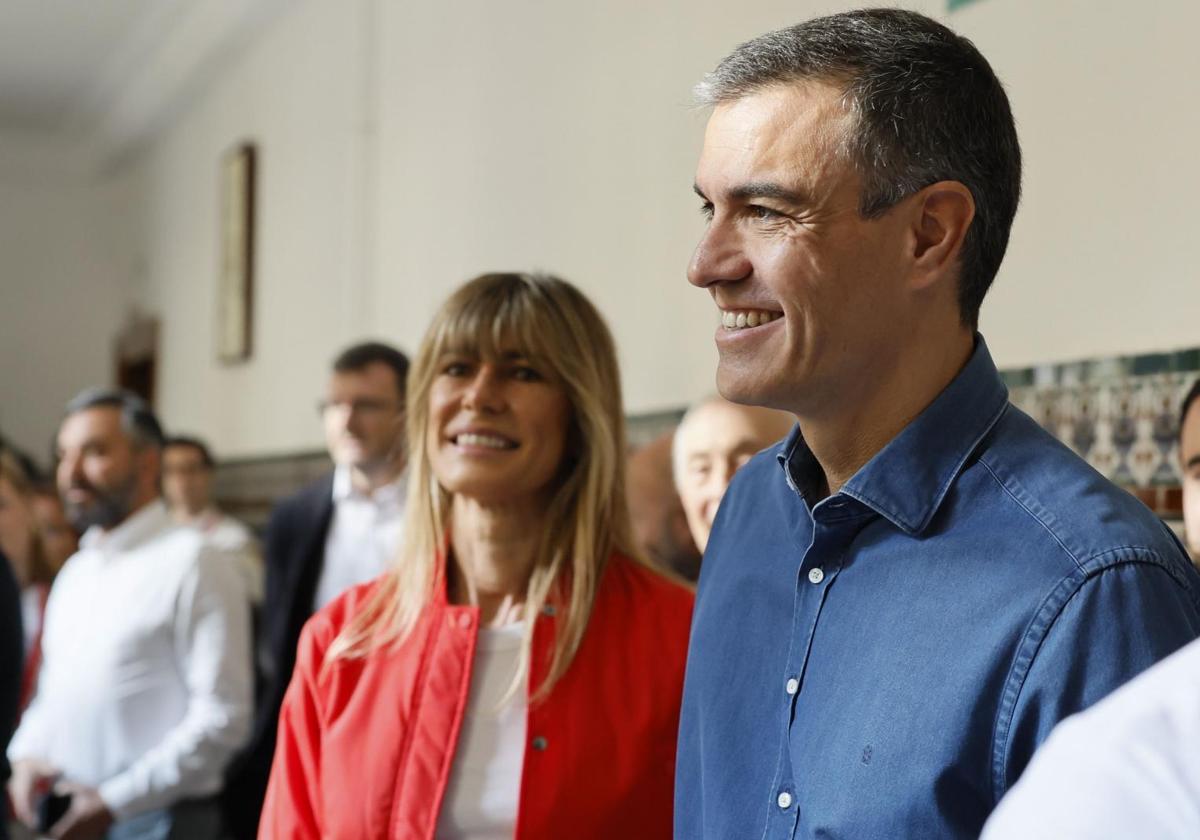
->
xmin=716 ymin=366 xmax=777 ymax=410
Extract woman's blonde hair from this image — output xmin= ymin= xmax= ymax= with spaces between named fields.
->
xmin=0 ymin=449 xmax=56 ymax=587
xmin=329 ymin=272 xmax=648 ymax=700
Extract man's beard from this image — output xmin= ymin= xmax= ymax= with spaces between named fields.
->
xmin=64 ymin=472 xmax=140 ymax=532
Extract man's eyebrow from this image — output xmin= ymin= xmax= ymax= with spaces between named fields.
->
xmin=693 ymin=181 xmax=809 ymax=205
xmin=729 ymin=182 xmax=809 ymax=204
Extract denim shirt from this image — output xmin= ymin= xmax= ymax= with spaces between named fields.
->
xmin=675 ymin=337 xmax=1200 ymax=840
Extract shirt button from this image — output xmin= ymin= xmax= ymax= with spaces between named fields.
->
xmin=777 ymin=791 xmax=793 ymax=810
xmin=785 ymin=678 xmax=799 ymax=696
xmin=808 ymin=567 xmax=825 ymax=584
xmin=532 ymin=736 xmax=548 ymax=751
xmin=541 ymin=604 xmax=557 ymax=617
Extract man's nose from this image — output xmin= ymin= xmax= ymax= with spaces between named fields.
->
xmin=688 ymin=216 xmax=752 ymax=289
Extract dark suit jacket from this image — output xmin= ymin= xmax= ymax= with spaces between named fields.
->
xmin=223 ymin=473 xmax=334 ymax=840
xmin=1 ymin=552 xmax=23 ymax=840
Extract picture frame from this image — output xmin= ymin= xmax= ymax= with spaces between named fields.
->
xmin=217 ymin=142 xmax=256 ymax=363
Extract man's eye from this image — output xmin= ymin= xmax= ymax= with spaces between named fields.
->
xmin=699 ymin=202 xmax=714 ymax=221
xmin=748 ymin=205 xmax=783 ymax=221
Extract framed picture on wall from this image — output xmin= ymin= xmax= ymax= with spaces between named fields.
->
xmin=217 ymin=142 xmax=256 ymax=363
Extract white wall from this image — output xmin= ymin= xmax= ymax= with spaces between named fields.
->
xmin=0 ymin=138 xmax=133 ymax=462
xmin=5 ymin=0 xmax=1198 ymax=460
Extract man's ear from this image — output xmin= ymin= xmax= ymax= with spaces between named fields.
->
xmin=139 ymin=444 xmax=163 ymax=499
xmin=909 ymin=180 xmax=975 ymax=290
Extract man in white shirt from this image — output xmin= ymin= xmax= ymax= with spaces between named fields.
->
xmin=981 ymin=377 xmax=1200 ymax=839
xmin=161 ymin=435 xmax=262 ymax=603
xmin=224 ymin=341 xmax=409 ymax=840
xmin=6 ymin=388 xmax=253 ymax=840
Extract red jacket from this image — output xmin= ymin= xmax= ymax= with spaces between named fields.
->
xmin=260 ymin=555 xmax=694 ymax=839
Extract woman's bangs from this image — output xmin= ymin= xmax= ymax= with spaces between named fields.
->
xmin=434 ymin=281 xmax=558 ymax=371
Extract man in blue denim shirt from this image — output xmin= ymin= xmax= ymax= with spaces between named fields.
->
xmin=677 ymin=9 xmax=1200 ymax=839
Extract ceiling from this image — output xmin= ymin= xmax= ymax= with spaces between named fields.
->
xmin=0 ymin=0 xmax=290 ymax=173
xmin=0 ymin=0 xmax=187 ymax=133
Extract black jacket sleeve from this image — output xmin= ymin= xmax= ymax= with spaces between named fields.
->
xmin=0 ymin=552 xmax=24 ymax=809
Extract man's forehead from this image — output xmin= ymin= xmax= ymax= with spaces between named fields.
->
xmin=328 ymin=363 xmax=399 ymax=395
xmin=697 ymin=82 xmax=852 ymax=190
xmin=59 ymin=406 xmax=123 ymax=444
xmin=163 ymin=446 xmax=203 ymax=465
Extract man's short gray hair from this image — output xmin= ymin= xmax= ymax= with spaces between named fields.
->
xmin=64 ymin=387 xmax=165 ymax=450
xmin=696 ymin=8 xmax=1021 ymax=329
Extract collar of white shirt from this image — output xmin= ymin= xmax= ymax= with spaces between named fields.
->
xmin=78 ymin=499 xmax=173 ymax=554
xmin=331 ymin=464 xmax=407 ymax=507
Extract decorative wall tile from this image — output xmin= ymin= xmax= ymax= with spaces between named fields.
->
xmin=1003 ymin=347 xmax=1200 ymax=496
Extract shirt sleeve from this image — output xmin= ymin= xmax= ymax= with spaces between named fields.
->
xmin=995 ymin=557 xmax=1200 ymax=798
xmin=97 ymin=546 xmax=254 ymax=819
xmin=258 ymin=619 xmax=327 ymax=839
xmin=983 ymin=639 xmax=1200 ymax=840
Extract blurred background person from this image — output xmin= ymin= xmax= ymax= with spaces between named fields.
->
xmin=224 ymin=341 xmax=409 ymax=840
xmin=672 ymin=396 xmax=794 ymax=553
xmin=260 ymin=273 xmax=694 ymax=838
xmin=0 ymin=451 xmax=58 ymax=718
xmin=627 ymin=431 xmax=701 ymax=581
xmin=162 ymin=435 xmax=262 ymax=602
xmin=6 ymin=389 xmax=252 ymax=840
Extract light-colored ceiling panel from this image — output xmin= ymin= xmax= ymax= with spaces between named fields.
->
xmin=0 ymin=0 xmax=168 ymax=131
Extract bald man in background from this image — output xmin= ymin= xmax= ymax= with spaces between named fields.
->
xmin=627 ymin=432 xmax=702 ymax=580
xmin=673 ymin=397 xmax=794 ymax=553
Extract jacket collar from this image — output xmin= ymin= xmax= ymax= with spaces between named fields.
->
xmin=778 ymin=335 xmax=1009 ymax=535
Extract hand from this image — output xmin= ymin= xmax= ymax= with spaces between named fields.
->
xmin=48 ymin=782 xmax=114 ymax=840
xmin=6 ymin=757 xmax=58 ymax=827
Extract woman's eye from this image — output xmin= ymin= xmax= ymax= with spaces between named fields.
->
xmin=443 ymin=362 xmax=470 ymax=376
xmin=513 ymin=366 xmax=542 ymax=382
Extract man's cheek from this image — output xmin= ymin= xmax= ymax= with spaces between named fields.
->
xmin=1184 ymin=480 xmax=1200 ymax=556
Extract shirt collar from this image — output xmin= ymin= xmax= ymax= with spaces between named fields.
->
xmin=331 ymin=464 xmax=406 ymax=505
xmin=79 ymin=499 xmax=174 ymax=554
xmin=778 ymin=335 xmax=1009 ymax=535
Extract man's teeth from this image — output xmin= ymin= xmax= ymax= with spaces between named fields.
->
xmin=457 ymin=433 xmax=514 ymax=449
xmin=721 ymin=310 xmax=781 ymax=330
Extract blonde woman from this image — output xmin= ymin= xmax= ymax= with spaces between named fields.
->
xmin=260 ymin=274 xmax=694 ymax=839
xmin=0 ymin=450 xmax=58 ymax=715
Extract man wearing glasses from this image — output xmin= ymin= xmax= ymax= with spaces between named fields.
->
xmin=224 ymin=341 xmax=409 ymax=840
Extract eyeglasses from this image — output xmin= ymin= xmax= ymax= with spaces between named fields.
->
xmin=316 ymin=398 xmax=401 ymax=417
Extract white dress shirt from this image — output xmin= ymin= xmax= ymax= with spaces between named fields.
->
xmin=435 ymin=624 xmax=526 ymax=839
xmin=312 ymin=466 xmax=406 ymax=610
xmin=982 ymin=636 xmax=1200 ymax=840
xmin=194 ymin=508 xmax=263 ymax=603
xmin=7 ymin=501 xmax=253 ymax=820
